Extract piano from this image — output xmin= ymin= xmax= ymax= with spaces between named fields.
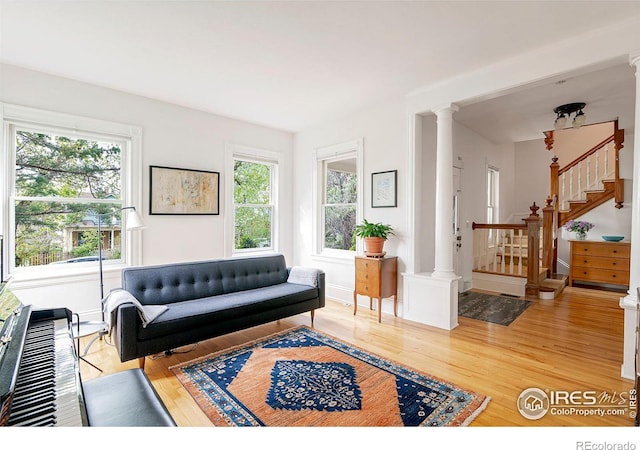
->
xmin=0 ymin=281 xmax=87 ymax=426
xmin=0 ymin=280 xmax=176 ymax=427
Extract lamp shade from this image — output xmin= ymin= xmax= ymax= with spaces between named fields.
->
xmin=554 ymin=115 xmax=567 ymax=130
xmin=125 ymin=208 xmax=147 ymax=230
xmin=573 ymin=110 xmax=586 ymax=128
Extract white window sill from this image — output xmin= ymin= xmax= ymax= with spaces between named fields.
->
xmin=9 ymin=263 xmax=127 ymax=289
xmin=311 ymin=252 xmax=356 ymax=265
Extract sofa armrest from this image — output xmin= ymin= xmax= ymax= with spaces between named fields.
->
xmin=317 ymin=271 xmax=326 ymax=308
xmin=113 ymin=303 xmax=141 ymax=362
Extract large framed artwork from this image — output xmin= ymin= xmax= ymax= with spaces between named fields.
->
xmin=149 ymin=165 xmax=220 ymax=215
xmin=371 ymin=170 xmax=397 ymax=208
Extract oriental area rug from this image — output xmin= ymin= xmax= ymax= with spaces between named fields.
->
xmin=458 ymin=291 xmax=532 ymax=326
xmin=170 ymin=326 xmax=489 ymax=426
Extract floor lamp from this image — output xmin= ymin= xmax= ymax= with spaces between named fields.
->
xmin=97 ymin=206 xmax=146 ymax=322
xmin=74 ymin=206 xmax=145 ymax=372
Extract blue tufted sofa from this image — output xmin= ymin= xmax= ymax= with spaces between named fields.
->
xmin=112 ymin=254 xmax=324 ymax=369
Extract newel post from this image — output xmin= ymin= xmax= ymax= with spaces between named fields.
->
xmin=524 ymin=202 xmax=541 ymax=297
xmin=542 ymin=197 xmax=555 ymax=277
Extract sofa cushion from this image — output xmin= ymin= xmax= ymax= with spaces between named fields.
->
xmin=136 ymin=282 xmax=318 ymax=341
xmin=122 ymin=254 xmax=289 ymax=306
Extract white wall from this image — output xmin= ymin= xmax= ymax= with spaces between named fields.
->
xmin=514 ymin=138 xmax=553 ymax=213
xmin=1 ymin=63 xmax=294 ymax=319
xmin=292 ymin=97 xmax=408 ymax=312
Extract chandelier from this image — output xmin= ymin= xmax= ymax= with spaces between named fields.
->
xmin=554 ymin=102 xmax=586 ymax=130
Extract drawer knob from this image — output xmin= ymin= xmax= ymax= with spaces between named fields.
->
xmin=584 ymin=272 xmax=588 ymax=275
xmin=584 ymin=260 xmax=588 ymax=263
xmin=612 ymin=274 xmax=616 ymax=278
xmin=612 ymin=262 xmax=617 ymax=266
xmin=613 ymin=250 xmax=617 ymax=253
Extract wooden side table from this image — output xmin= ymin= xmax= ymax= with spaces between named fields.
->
xmin=353 ymin=255 xmax=398 ymax=322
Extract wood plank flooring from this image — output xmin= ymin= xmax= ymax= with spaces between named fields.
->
xmin=79 ymin=286 xmax=636 ymax=427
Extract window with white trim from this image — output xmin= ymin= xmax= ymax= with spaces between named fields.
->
xmin=1 ymin=105 xmax=141 ymax=276
xmin=487 ymin=166 xmax=499 ymax=224
xmin=314 ymin=139 xmax=363 ymax=256
xmin=225 ymin=143 xmax=281 ymax=256
xmin=233 ymin=157 xmax=275 ymax=252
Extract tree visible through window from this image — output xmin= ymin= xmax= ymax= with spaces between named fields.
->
xmin=323 ymin=159 xmax=357 ymax=251
xmin=12 ymin=129 xmax=124 ymax=267
xmin=233 ymin=159 xmax=273 ymax=251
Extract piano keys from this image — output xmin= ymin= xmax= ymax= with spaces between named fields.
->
xmin=0 ymin=281 xmax=88 ymax=427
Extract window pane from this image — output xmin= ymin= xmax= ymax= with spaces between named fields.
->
xmin=234 ymin=160 xmax=271 ymax=204
xmin=15 ymin=201 xmax=122 ymax=267
xmin=234 ymin=206 xmax=272 ymax=249
xmin=16 ymin=130 xmax=121 ymax=199
xmin=326 ymin=160 xmax=356 ymax=204
xmin=324 ymin=204 xmax=356 ymax=250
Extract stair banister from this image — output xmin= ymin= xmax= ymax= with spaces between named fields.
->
xmin=614 ymin=123 xmax=624 ymax=209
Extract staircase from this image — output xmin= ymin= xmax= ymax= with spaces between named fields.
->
xmin=560 ymin=179 xmax=618 ymax=225
xmin=548 ymin=121 xmax=624 ymax=228
xmin=470 ymin=121 xmax=624 ymax=300
xmin=542 ymin=120 xmax=625 ymax=292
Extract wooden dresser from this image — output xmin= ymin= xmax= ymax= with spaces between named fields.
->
xmin=569 ymin=240 xmax=630 ymax=288
xmin=353 ymin=255 xmax=397 ymax=322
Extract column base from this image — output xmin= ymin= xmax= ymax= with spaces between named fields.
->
xmin=401 ymin=272 xmax=459 ymax=330
xmin=619 ymin=294 xmax=638 ymax=380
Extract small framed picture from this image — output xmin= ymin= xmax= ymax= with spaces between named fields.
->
xmin=149 ymin=165 xmax=220 ymax=215
xmin=371 ymin=170 xmax=397 ymax=208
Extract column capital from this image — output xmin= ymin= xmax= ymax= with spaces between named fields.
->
xmin=432 ymin=103 xmax=459 ymax=116
xmin=630 ymin=50 xmax=640 ymax=67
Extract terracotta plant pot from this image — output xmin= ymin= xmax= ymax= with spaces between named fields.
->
xmin=364 ymin=237 xmax=386 ymax=255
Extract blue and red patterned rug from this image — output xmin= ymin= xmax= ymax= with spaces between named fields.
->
xmin=170 ymin=326 xmax=489 ymax=426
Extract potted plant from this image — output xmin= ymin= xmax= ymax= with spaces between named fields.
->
xmin=354 ymin=219 xmax=395 ymax=255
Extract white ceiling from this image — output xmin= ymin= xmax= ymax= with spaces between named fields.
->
xmin=1 ymin=1 xmax=640 ymax=140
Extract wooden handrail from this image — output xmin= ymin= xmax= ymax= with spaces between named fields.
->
xmin=558 ymin=134 xmax=614 ymax=176
xmin=472 ymin=222 xmax=526 ymax=230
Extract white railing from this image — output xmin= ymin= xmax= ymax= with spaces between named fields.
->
xmin=558 ymin=139 xmax=615 ymax=210
xmin=472 ymin=224 xmax=542 ymax=277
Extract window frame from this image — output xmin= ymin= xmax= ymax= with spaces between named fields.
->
xmin=486 ymin=165 xmax=500 ymax=224
xmin=225 ymin=143 xmax=282 ymax=257
xmin=1 ymin=104 xmax=142 ymax=280
xmin=312 ymin=138 xmax=363 ymax=259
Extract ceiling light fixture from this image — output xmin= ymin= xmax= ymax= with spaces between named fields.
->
xmin=553 ymin=102 xmax=586 ymax=130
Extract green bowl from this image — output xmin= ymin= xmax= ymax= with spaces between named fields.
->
xmin=601 ymin=236 xmax=624 ymax=242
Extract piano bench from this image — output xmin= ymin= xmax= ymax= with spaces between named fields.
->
xmin=83 ymin=368 xmax=176 ymax=427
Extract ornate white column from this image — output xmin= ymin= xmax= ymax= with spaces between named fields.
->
xmin=432 ymin=104 xmax=458 ymax=279
xmin=620 ymin=51 xmax=640 ymax=380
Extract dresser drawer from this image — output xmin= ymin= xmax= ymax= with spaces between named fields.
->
xmin=571 ymin=255 xmax=629 ymax=271
xmin=355 ymin=258 xmax=381 ymax=279
xmin=571 ymin=267 xmax=629 ymax=285
xmin=571 ymin=242 xmax=630 ymax=258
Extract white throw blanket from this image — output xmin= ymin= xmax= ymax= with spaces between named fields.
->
xmin=287 ymin=266 xmax=321 ymax=287
xmin=103 ymin=289 xmax=168 ymax=333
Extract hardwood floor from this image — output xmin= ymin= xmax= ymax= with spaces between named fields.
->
xmin=79 ymin=286 xmax=636 ymax=427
